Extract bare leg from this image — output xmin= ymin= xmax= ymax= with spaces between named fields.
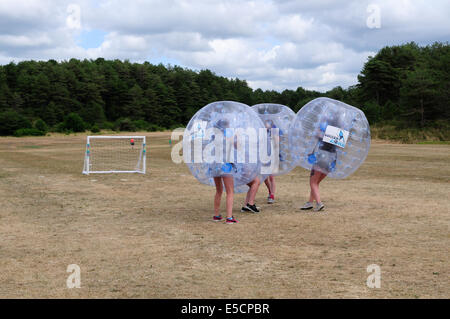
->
xmin=317 ymin=172 xmax=327 ymax=185
xmin=245 ymin=185 xmax=251 ymax=204
xmin=269 ymin=175 xmax=276 ymax=196
xmin=309 ymin=170 xmax=326 ymax=203
xmin=222 ymin=176 xmax=234 ymax=218
xmin=264 ymin=177 xmax=272 ymax=195
xmin=213 ymin=177 xmax=223 ymax=216
xmin=308 ymin=170 xmax=315 ymax=202
xmin=246 ymin=177 xmax=260 ymax=205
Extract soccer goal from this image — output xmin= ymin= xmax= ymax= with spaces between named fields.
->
xmin=82 ymin=136 xmax=146 ymax=175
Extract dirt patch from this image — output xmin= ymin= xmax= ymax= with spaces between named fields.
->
xmin=0 ymin=132 xmax=448 ymax=298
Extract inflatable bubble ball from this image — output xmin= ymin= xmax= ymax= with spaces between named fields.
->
xmin=233 ymin=174 xmax=268 ymax=194
xmin=288 ymin=97 xmax=371 ymax=179
xmin=251 ymin=103 xmax=297 ymax=176
xmin=183 ymin=101 xmax=266 ymax=188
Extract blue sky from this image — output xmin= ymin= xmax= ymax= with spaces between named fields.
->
xmin=0 ymin=0 xmax=448 ymax=92
xmin=76 ymin=29 xmax=107 ymax=49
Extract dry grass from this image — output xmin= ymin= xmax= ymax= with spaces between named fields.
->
xmin=0 ymin=132 xmax=448 ymax=298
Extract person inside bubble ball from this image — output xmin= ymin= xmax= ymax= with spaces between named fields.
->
xmin=301 ymin=110 xmax=340 ymax=212
xmin=263 ymin=119 xmax=280 ymax=204
xmin=211 ymin=117 xmax=264 ymax=221
xmin=211 ymin=119 xmax=239 ymax=224
xmin=240 ymin=176 xmax=261 ymax=213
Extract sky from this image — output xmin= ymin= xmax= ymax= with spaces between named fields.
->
xmin=0 ymin=0 xmax=448 ymax=92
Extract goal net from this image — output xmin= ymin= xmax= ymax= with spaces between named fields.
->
xmin=82 ymin=136 xmax=146 ymax=174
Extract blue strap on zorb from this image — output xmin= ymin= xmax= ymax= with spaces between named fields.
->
xmin=307 ymin=153 xmax=317 ymax=164
xmin=221 ymin=163 xmax=233 ymax=173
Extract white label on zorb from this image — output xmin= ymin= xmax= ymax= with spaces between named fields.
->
xmin=323 ymin=125 xmax=349 ymax=148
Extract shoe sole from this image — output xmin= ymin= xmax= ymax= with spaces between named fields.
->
xmin=314 ymin=206 xmax=325 ymax=212
xmin=300 ymin=207 xmax=313 ymax=210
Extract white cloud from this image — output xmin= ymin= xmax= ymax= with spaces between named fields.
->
xmin=0 ymin=34 xmax=53 ymax=48
xmin=272 ymin=14 xmax=314 ymax=42
xmin=0 ymin=0 xmax=448 ymax=92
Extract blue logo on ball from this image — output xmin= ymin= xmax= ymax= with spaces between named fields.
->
xmin=307 ymin=153 xmax=317 ymax=164
xmin=221 ymin=163 xmax=233 ymax=173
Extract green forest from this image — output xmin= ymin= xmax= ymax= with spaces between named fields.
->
xmin=0 ymin=41 xmax=448 ymax=141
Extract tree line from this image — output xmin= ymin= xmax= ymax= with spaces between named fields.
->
xmin=0 ymin=41 xmax=448 ymax=136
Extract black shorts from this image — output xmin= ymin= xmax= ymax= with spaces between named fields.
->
xmin=312 ymin=150 xmax=336 ymax=175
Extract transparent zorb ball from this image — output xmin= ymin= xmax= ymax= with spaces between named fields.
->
xmin=289 ymin=97 xmax=371 ymax=179
xmin=251 ymin=103 xmax=296 ymax=177
xmin=184 ymin=101 xmax=265 ymax=188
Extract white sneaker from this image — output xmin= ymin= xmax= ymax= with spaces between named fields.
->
xmin=300 ymin=201 xmax=313 ymax=210
xmin=314 ymin=202 xmax=325 ymax=211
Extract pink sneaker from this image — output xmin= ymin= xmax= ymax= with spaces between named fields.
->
xmin=213 ymin=215 xmax=223 ymax=222
xmin=226 ymin=216 xmax=238 ymax=224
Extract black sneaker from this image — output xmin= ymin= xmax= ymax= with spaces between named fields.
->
xmin=241 ymin=206 xmax=251 ymax=212
xmin=243 ymin=203 xmax=260 ymax=213
xmin=241 ymin=203 xmax=261 ymax=213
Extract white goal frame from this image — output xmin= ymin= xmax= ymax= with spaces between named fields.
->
xmin=82 ymin=136 xmax=146 ymax=175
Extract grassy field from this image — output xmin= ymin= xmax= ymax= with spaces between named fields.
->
xmin=0 ymin=132 xmax=448 ymax=298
